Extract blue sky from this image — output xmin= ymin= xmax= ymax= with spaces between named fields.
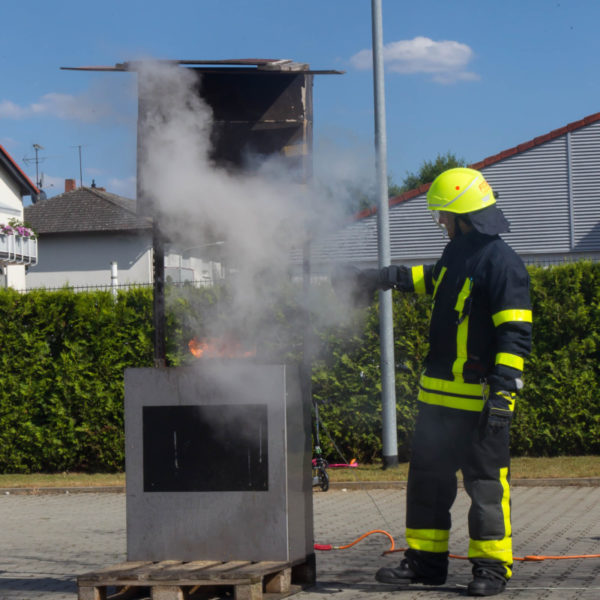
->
xmin=1 ymin=0 xmax=599 ymax=202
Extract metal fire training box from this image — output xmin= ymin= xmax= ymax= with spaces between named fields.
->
xmin=124 ymin=361 xmax=313 ymax=563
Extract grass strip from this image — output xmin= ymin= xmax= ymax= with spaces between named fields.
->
xmin=0 ymin=456 xmax=598 ymax=489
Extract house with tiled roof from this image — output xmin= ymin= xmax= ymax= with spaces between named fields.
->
xmin=308 ymin=111 xmax=600 ymax=271
xmin=0 ymin=145 xmax=39 ymax=289
xmin=24 ymin=181 xmax=153 ymax=289
xmin=24 ymin=180 xmax=225 ymax=289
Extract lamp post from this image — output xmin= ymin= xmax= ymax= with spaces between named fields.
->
xmin=371 ymin=0 xmax=398 ymax=468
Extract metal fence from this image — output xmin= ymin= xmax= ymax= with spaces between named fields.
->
xmin=522 ymin=253 xmax=600 ymax=267
xmin=15 ymin=255 xmax=599 ymax=294
xmin=17 ymin=280 xmax=213 ymax=294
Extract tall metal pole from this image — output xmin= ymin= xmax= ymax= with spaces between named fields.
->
xmin=371 ymin=0 xmax=398 ymax=468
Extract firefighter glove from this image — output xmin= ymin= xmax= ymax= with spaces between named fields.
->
xmin=485 ymin=390 xmax=515 ymax=433
xmin=382 ymin=265 xmax=413 ymax=291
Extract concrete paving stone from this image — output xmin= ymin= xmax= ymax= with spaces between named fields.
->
xmin=1 ymin=487 xmax=599 ymax=599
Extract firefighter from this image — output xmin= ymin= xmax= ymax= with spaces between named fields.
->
xmin=335 ymin=168 xmax=532 ymax=596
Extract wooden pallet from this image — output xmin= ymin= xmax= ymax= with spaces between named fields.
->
xmin=77 ymin=559 xmax=305 ymax=600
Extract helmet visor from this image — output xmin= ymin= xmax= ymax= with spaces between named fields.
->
xmin=431 ymin=210 xmax=447 ymax=233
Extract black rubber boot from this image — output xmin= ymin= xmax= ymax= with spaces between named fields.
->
xmin=467 ymin=568 xmax=507 ymax=596
xmin=375 ymin=559 xmax=446 ymax=586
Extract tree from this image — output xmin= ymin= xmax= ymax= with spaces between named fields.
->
xmin=397 ymin=152 xmax=467 ymax=194
xmin=345 ymin=152 xmax=467 ymax=211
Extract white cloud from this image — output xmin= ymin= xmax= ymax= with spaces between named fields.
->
xmin=0 ymin=92 xmax=112 ymax=122
xmin=350 ymin=36 xmax=479 ymax=84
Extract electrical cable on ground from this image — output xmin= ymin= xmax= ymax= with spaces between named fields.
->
xmin=314 ymin=529 xmax=395 ymax=552
xmin=314 ymin=530 xmax=600 ymax=561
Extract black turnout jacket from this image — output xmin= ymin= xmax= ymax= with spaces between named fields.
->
xmin=384 ymin=231 xmax=532 ymax=412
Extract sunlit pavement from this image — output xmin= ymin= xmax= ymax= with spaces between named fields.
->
xmin=1 ymin=486 xmax=599 ymax=599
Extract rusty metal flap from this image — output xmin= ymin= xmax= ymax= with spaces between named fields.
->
xmin=60 ymin=58 xmax=344 ymax=75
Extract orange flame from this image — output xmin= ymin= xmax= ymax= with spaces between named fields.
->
xmin=188 ymin=337 xmax=256 ymax=359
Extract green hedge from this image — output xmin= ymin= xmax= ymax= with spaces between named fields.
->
xmin=0 ymin=261 xmax=598 ymax=472
xmin=0 ymin=288 xmax=153 ymax=472
xmin=312 ymin=261 xmax=600 ymax=462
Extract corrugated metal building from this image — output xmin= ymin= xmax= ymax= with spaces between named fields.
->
xmin=309 ymin=112 xmax=600 ymax=271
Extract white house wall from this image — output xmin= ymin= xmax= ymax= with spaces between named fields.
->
xmin=26 ymin=232 xmax=153 ymax=289
xmin=0 ymin=163 xmax=25 ymax=222
xmin=0 ymin=161 xmax=27 ymax=289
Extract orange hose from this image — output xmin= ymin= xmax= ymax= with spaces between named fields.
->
xmin=383 ymin=548 xmax=600 ymax=561
xmin=315 ymin=530 xmax=600 ymax=561
xmin=331 ymin=529 xmax=396 ymax=553
xmin=383 ymin=548 xmax=600 ymax=562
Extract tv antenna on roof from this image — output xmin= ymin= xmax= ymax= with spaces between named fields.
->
xmin=71 ymin=144 xmax=88 ymax=188
xmin=22 ymin=143 xmax=46 ymax=189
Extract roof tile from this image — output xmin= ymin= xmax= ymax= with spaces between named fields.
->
xmin=24 ymin=187 xmax=152 ymax=234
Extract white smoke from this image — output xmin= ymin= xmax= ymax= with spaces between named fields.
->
xmin=135 ymin=62 xmax=367 ymax=345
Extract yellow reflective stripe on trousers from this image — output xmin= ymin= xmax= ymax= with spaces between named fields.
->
xmin=495 ymin=352 xmax=524 ymax=371
xmin=500 ymin=467 xmax=512 ymax=540
xmin=468 ymin=467 xmax=513 ymax=578
xmin=411 ymin=265 xmax=426 ymax=294
xmin=406 ymin=528 xmax=450 ymax=553
xmin=492 ymin=309 xmax=532 ymax=327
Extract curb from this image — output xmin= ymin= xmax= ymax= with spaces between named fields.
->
xmin=0 ymin=486 xmax=126 ymax=496
xmin=328 ymin=477 xmax=600 ymax=490
xmin=2 ymin=478 xmax=599 ymax=495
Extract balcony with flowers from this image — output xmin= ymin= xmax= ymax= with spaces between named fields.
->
xmin=0 ymin=219 xmax=38 ymax=265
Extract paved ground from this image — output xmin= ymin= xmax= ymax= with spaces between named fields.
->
xmin=1 ymin=486 xmax=599 ymax=599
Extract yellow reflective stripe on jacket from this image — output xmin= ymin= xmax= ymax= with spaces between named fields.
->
xmin=452 ymin=278 xmax=472 ymax=376
xmin=495 ymin=352 xmax=524 ymax=371
xmin=406 ymin=528 xmax=450 ymax=553
xmin=419 ymin=390 xmax=485 ymax=412
xmin=492 ymin=309 xmax=533 ymax=327
xmin=432 ymin=266 xmax=447 ymax=299
xmin=411 ymin=265 xmax=426 ymax=294
xmin=419 ymin=374 xmax=485 ymax=412
xmin=420 ymin=374 xmax=484 ymax=397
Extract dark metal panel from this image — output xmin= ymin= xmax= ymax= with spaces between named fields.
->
xmin=196 ymin=70 xmax=313 ymax=171
xmin=199 ymin=71 xmax=308 ymax=121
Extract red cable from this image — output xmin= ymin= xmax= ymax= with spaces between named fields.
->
xmin=315 ymin=530 xmax=600 ymax=561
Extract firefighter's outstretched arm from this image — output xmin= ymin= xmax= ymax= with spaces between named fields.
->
xmin=331 ymin=263 xmax=435 ymax=304
xmin=484 ymin=261 xmax=533 ymax=432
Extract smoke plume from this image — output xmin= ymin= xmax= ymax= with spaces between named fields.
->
xmin=135 ymin=62 xmax=372 ymax=350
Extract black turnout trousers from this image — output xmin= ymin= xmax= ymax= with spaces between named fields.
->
xmin=405 ymin=402 xmax=513 ymax=580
